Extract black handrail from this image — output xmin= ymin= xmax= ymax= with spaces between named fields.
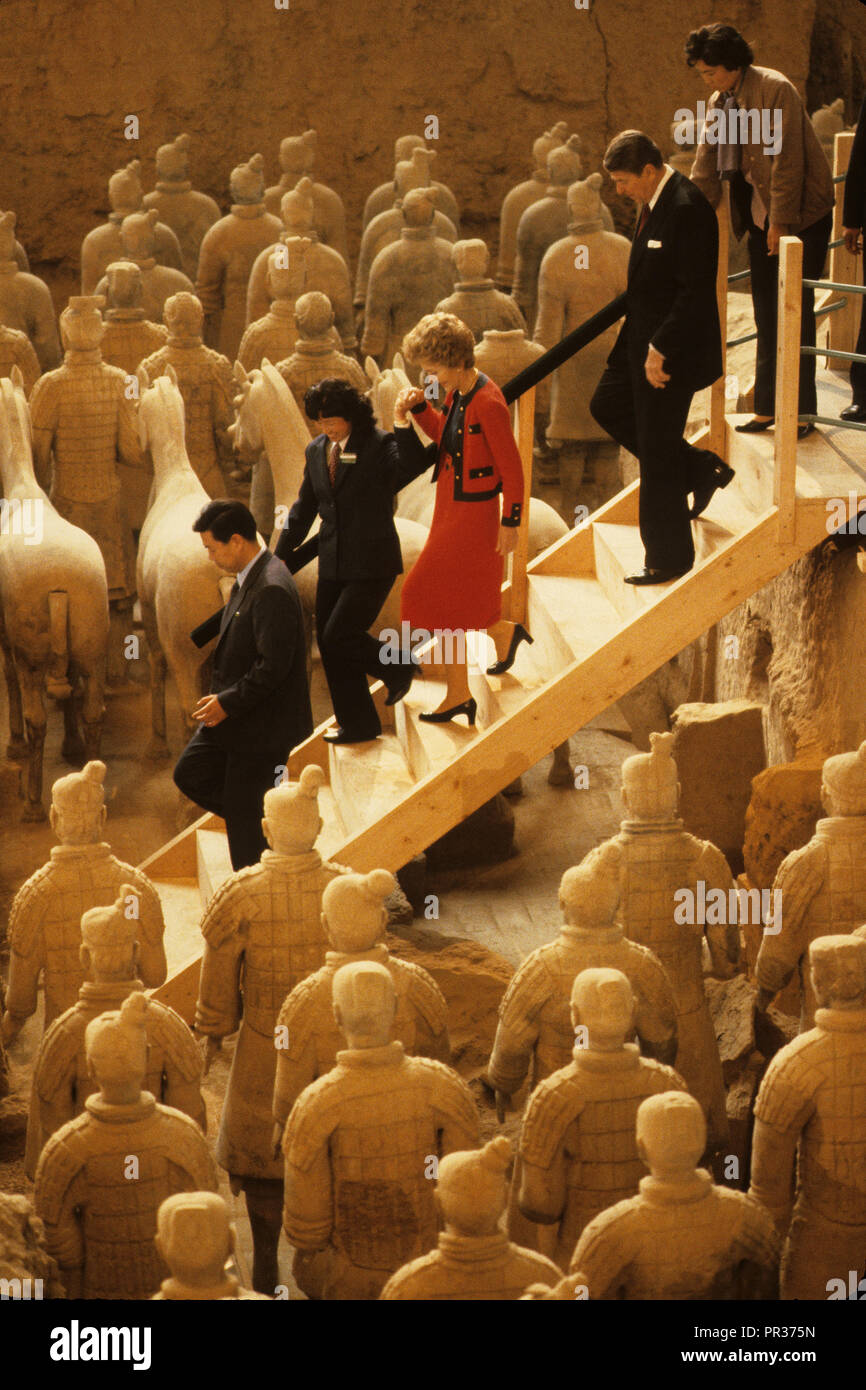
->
xmin=501 ymin=293 xmax=628 ymax=404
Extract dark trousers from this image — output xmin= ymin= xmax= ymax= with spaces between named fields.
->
xmin=591 ymin=363 xmax=719 ymax=572
xmin=850 ymin=269 xmax=866 ymax=406
xmin=316 ymin=575 xmax=396 ymax=738
xmin=173 ymin=727 xmax=285 ymax=871
xmin=747 ymin=212 xmax=833 ymax=417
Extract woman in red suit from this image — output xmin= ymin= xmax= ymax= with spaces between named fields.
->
xmin=393 ymin=312 xmax=530 ymax=723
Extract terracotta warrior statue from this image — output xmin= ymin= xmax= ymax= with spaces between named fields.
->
xmin=0 ymin=321 xmax=40 ymax=394
xmin=756 ymin=739 xmax=866 ymax=1032
xmin=195 ymin=154 xmax=283 ymax=361
xmin=0 ymin=1192 xmax=64 ymax=1300
xmin=93 ymin=209 xmax=194 ymax=326
xmin=535 ymin=174 xmax=631 ymax=448
xmin=194 ymin=765 xmax=342 ymax=1294
xmin=496 ymin=123 xmax=571 ymax=289
xmin=80 ymin=159 xmax=183 ymax=294
xmin=435 ymin=239 xmax=526 ymax=342
xmin=99 ymin=259 xmax=169 ymax=376
xmin=272 ymin=868 xmax=450 ymax=1147
xmin=381 ymin=1137 xmax=561 ymax=1300
xmin=569 ymin=1092 xmax=780 ymax=1299
xmin=238 ymin=239 xmax=339 ymax=372
xmin=264 ymin=130 xmax=349 ymax=267
xmin=488 ymin=855 xmax=678 ymax=1112
xmin=282 ymin=960 xmax=479 ymax=1300
xmin=28 ymin=294 xmax=144 ymax=670
xmin=512 ymin=137 xmax=585 ymax=333
xmin=152 ymin=1192 xmax=269 ymax=1300
xmin=143 ymin=134 xmax=221 ymax=278
xmin=1 ymin=761 xmax=166 ymax=1045
xmin=27 ymin=888 xmax=205 ymax=1180
xmin=474 ymin=327 xmax=550 ymax=409
xmin=355 ymin=147 xmax=457 ymax=316
xmin=245 ymin=182 xmax=356 ymax=349
xmin=811 ymin=98 xmax=849 ymax=163
xmin=518 ymin=967 xmax=687 ymax=1269
xmin=139 ymin=291 xmax=235 ymax=498
xmin=750 ymin=933 xmax=866 ymax=1300
xmin=276 ymin=290 xmax=368 ymax=432
xmin=586 ymin=732 xmax=738 ymax=1150
xmin=361 ymin=187 xmax=456 ymax=378
xmin=34 ymin=993 xmax=217 ymax=1299
xmin=0 ymin=210 xmax=61 ymax=371
xmin=363 ymin=133 xmax=461 ymax=233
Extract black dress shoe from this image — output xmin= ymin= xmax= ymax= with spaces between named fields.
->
xmin=797 ymin=423 xmax=814 ymax=439
xmin=735 ymin=417 xmax=775 ymax=433
xmin=689 ymin=459 xmax=736 ymax=519
xmin=323 ymin=728 xmax=379 ymax=745
xmin=418 ymin=697 xmax=477 ymax=726
xmin=384 ymin=658 xmax=419 ymax=707
xmin=624 ymin=567 xmax=691 ymax=585
xmin=486 ymin=623 xmax=533 ymax=676
xmin=841 ymin=403 xmax=866 ymax=422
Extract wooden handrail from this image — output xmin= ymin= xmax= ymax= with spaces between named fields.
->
xmin=708 ymin=185 xmax=731 ymax=458
xmin=774 ymin=236 xmax=803 ymax=541
xmin=508 ymin=384 xmax=535 ymax=624
xmin=827 ymin=130 xmax=857 ymax=366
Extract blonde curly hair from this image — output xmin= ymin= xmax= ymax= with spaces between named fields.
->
xmin=402 ymin=312 xmax=475 ymax=369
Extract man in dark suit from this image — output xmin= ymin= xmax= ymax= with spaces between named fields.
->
xmin=842 ymin=95 xmax=866 ymax=421
xmin=173 ymin=498 xmax=312 ymax=870
xmin=275 ymin=378 xmax=411 ymax=745
xmin=590 ymin=130 xmax=732 ymax=583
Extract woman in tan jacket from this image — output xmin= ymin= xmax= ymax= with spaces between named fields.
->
xmin=686 ymin=22 xmax=834 ymax=438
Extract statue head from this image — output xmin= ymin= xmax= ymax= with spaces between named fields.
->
xmin=810 ymin=934 xmax=866 ymax=1011
xmin=532 ymin=123 xmax=571 ymax=171
xmin=546 ymin=137 xmax=583 ymax=186
xmin=50 ymin=759 xmax=108 ymax=845
xmin=229 ymin=154 xmax=265 ymax=205
xmin=559 ymin=853 xmax=619 ymax=930
xmin=435 ymin=1137 xmax=512 ymax=1237
xmin=60 ymin=295 xmax=106 ymax=353
xmin=395 ymin=147 xmax=436 ymax=200
xmin=636 ymin=1091 xmax=706 ymax=1180
xmin=567 ymin=172 xmax=606 ymax=231
xmin=164 ymin=291 xmax=204 ymax=340
xmin=261 ymin=764 xmax=325 ymax=855
xmin=321 ymin=868 xmax=394 ymax=952
xmin=570 ymin=966 xmax=635 ymax=1050
xmin=104 ymin=260 xmax=144 ymax=310
xmin=811 ymin=99 xmax=846 ymax=144
xmin=820 ymin=740 xmax=866 ymax=817
xmin=294 ymin=290 xmax=334 ymax=340
xmin=401 ymin=187 xmax=437 ymax=229
xmin=0 ymin=210 xmax=17 ymax=261
xmin=156 ymin=133 xmax=192 ymax=182
xmin=452 ymin=238 xmax=489 ymax=282
xmin=332 ymin=960 xmax=397 ymax=1049
xmin=85 ymin=992 xmax=149 ymax=1105
xmin=155 ymin=1192 xmax=235 ymax=1290
xmin=120 ymin=209 xmax=160 ymax=261
xmin=280 ymin=180 xmax=315 ymax=235
xmin=394 ymin=134 xmax=425 ymax=165
xmin=278 ymin=130 xmax=317 ymax=177
xmin=621 ymin=731 xmax=680 ymax=823
xmin=266 ymin=237 xmax=310 ymax=300
xmin=108 ymin=160 xmax=143 ymax=214
xmin=79 ymin=886 xmax=139 ymax=983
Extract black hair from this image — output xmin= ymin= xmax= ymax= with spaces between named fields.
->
xmin=192 ymin=498 xmax=258 ymax=543
xmin=303 ymin=378 xmax=375 ymax=432
xmin=603 ymin=131 xmax=663 ymax=175
xmin=685 ymin=23 xmax=754 ymax=70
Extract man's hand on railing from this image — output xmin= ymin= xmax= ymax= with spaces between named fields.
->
xmin=644 ymin=344 xmax=670 ymax=390
xmin=844 ymin=226 xmax=863 ymax=256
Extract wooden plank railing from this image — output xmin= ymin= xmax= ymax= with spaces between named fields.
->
xmin=774 ymin=236 xmax=803 ymax=542
xmin=508 ymin=384 xmax=535 ymax=624
xmin=707 ymin=185 xmax=731 ymax=459
xmin=827 ymin=130 xmax=857 ymax=365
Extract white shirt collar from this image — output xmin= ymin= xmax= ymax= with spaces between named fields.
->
xmin=236 ymin=543 xmax=267 ymax=589
xmin=647 ymin=163 xmax=675 ymax=212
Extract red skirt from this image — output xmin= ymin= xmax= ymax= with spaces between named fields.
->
xmin=400 ymin=455 xmax=503 ymax=631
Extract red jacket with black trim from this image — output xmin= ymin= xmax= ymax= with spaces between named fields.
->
xmin=401 ymin=374 xmax=525 ymax=526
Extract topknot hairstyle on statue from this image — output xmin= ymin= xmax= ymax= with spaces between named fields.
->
xmin=621 ymin=730 xmax=678 ymax=795
xmin=262 ymin=763 xmax=325 ymax=820
xmin=52 ymin=759 xmax=106 ymax=812
xmin=436 ymin=1136 xmax=512 ymax=1234
xmin=85 ymin=991 xmax=149 ymax=1082
xmin=821 ymin=740 xmax=866 ymax=815
xmin=685 ymin=22 xmax=754 ymax=71
xmin=322 ymin=869 xmax=395 ymax=952
xmin=810 ymin=933 xmax=866 ymax=1006
xmin=402 ymin=311 xmax=476 ymax=369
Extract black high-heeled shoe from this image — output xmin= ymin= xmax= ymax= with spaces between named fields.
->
xmin=486 ymin=623 xmax=533 ymax=676
xmin=734 ymin=417 xmax=775 ymax=433
xmin=418 ymin=697 xmax=477 ymax=726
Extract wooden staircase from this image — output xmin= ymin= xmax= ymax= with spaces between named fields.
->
xmin=145 ymin=400 xmax=866 ymax=1023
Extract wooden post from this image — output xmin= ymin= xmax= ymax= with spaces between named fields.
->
xmin=708 ymin=186 xmax=730 ymax=459
xmin=508 ymin=384 xmax=535 ymax=624
xmin=827 ymin=131 xmax=857 ymax=365
xmin=774 ymin=236 xmax=803 ymax=542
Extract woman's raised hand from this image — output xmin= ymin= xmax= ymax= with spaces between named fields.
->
xmin=394 ymin=386 xmax=425 ymax=426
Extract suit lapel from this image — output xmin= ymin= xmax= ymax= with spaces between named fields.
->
xmin=215 ymin=550 xmax=269 ymax=650
xmin=628 ymin=171 xmax=681 ymax=279
xmin=332 ymin=429 xmax=361 ymax=493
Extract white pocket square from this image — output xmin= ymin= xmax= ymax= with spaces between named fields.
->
xmin=647 ymin=239 xmax=662 ymax=248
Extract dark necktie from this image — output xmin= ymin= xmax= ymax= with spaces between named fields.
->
xmin=328 ymin=441 xmax=341 ymax=487
xmin=219 ymin=579 xmax=240 ymax=634
xmin=635 ymin=203 xmax=650 ymax=238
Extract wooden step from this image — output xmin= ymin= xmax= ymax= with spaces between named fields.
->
xmin=328 ymin=733 xmax=415 ymax=836
xmin=196 ymin=828 xmax=233 ymax=908
xmin=528 ymin=574 xmax=622 ymax=667
xmin=394 ymin=681 xmax=477 ymax=780
xmin=592 ymin=522 xmax=659 ymax=618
